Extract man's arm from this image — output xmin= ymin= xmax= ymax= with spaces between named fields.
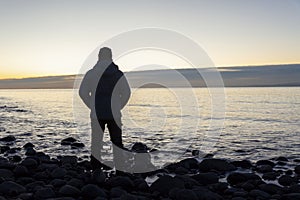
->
xmin=119 ymin=74 xmax=131 ymax=109
xmin=79 ymin=72 xmax=91 ymax=109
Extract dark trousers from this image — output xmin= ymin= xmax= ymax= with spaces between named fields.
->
xmin=98 ymin=119 xmax=123 ymax=148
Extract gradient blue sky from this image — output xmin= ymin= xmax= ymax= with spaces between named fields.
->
xmin=0 ymin=0 xmax=299 ymax=78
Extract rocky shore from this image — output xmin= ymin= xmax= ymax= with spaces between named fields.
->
xmin=0 ymin=135 xmax=300 ymax=200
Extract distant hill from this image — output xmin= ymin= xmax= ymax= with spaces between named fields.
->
xmin=0 ymin=64 xmax=300 ymax=89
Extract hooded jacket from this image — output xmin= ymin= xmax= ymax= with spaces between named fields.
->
xmin=79 ymin=60 xmax=131 ymax=120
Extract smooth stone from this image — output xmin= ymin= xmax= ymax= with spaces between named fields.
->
xmin=61 ymin=156 xmax=77 ymax=166
xmin=50 ymin=179 xmax=67 ymax=188
xmin=275 ymin=156 xmax=288 ymax=162
xmin=25 ymin=148 xmax=36 ymax=156
xmin=106 ymin=176 xmax=134 ymax=190
xmin=81 ymin=184 xmax=107 ymax=199
xmin=0 ymin=169 xmax=14 ymax=179
xmin=0 ymin=136 xmax=16 ymax=142
xmin=110 ymin=187 xmax=127 ymax=198
xmin=192 ymin=172 xmax=219 ymax=185
xmin=34 ymin=187 xmax=56 ymax=199
xmin=198 ymin=158 xmax=236 ymax=172
xmin=51 ymin=168 xmax=67 ymax=179
xmin=67 ymin=178 xmax=84 ymax=189
xmin=13 ymin=165 xmax=29 ymax=177
xmin=295 ymin=165 xmax=300 ymax=175
xmin=174 ymin=166 xmax=189 ymax=174
xmin=0 ymin=146 xmax=10 ymax=154
xmin=70 ymin=142 xmax=85 ymax=148
xmin=262 ymin=172 xmax=279 ymax=180
xmin=280 ymin=193 xmax=300 ymax=200
xmin=10 ymin=155 xmax=22 ymax=163
xmin=150 ymin=175 xmax=184 ymax=195
xmin=249 ymin=189 xmax=270 ymax=199
xmin=256 ymin=160 xmax=275 ymax=167
xmin=288 ymin=184 xmax=300 ymax=193
xmin=240 ymin=181 xmax=255 ymax=191
xmin=18 ymin=192 xmax=34 ymax=200
xmin=192 ymin=186 xmax=223 ymax=200
xmin=256 ymin=164 xmax=273 ymax=173
xmin=21 ymin=158 xmax=38 ymax=168
xmin=61 ymin=137 xmax=77 ymax=145
xmin=23 ymin=143 xmax=35 ymax=149
xmin=258 ymin=183 xmax=283 ymax=195
xmin=178 ymin=158 xmax=199 ymax=169
xmin=227 ymin=172 xmax=261 ymax=186
xmin=0 ymin=181 xmax=26 ymax=196
xmin=92 ymin=169 xmax=106 ymax=184
xmin=231 ymin=160 xmax=252 ymax=169
xmin=278 ymin=175 xmax=296 ymax=186
xmin=25 ymin=181 xmax=45 ymax=192
xmin=59 ymin=185 xmax=81 ymax=197
xmin=170 ymin=188 xmax=198 ymax=200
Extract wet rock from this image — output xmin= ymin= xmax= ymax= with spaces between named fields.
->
xmin=18 ymin=192 xmax=34 ymax=200
xmin=275 ymin=156 xmax=288 ymax=162
xmin=61 ymin=137 xmax=77 ymax=145
xmin=249 ymin=189 xmax=270 ymax=199
xmin=0 ymin=146 xmax=10 ymax=154
xmin=174 ymin=166 xmax=189 ymax=174
xmin=71 ymin=142 xmax=85 ymax=148
xmin=193 ymin=186 xmax=223 ymax=200
xmin=240 ymin=181 xmax=255 ymax=191
xmin=13 ymin=165 xmax=29 ymax=177
xmin=0 ymin=136 xmax=16 ymax=142
xmin=59 ymin=185 xmax=81 ymax=197
xmin=131 ymin=142 xmax=149 ymax=152
xmin=81 ymin=184 xmax=107 ymax=199
xmin=256 ymin=160 xmax=275 ymax=167
xmin=50 ymin=179 xmax=67 ymax=188
xmin=256 ymin=164 xmax=273 ymax=173
xmin=67 ymin=178 xmax=84 ymax=189
xmin=198 ymin=158 xmax=236 ymax=172
xmin=51 ymin=167 xmax=67 ymax=179
xmin=0 ymin=181 xmax=26 ymax=196
xmin=25 ymin=181 xmax=45 ymax=192
xmin=23 ymin=143 xmax=35 ymax=149
xmin=227 ymin=172 xmax=261 ymax=186
xmin=110 ymin=187 xmax=127 ymax=198
xmin=178 ymin=158 xmax=199 ymax=169
xmin=192 ymin=172 xmax=219 ymax=185
xmin=262 ymin=171 xmax=279 ymax=180
xmin=231 ymin=160 xmax=252 ymax=169
xmin=21 ymin=158 xmax=38 ymax=168
xmin=92 ymin=169 xmax=106 ymax=184
xmin=10 ymin=155 xmax=22 ymax=162
xmin=34 ymin=187 xmax=56 ymax=199
xmin=0 ymin=169 xmax=13 ymax=179
xmin=150 ymin=175 xmax=185 ymax=195
xmin=106 ymin=176 xmax=134 ymax=190
xmin=259 ymin=183 xmax=283 ymax=195
xmin=169 ymin=188 xmax=198 ymax=200
xmin=295 ymin=165 xmax=300 ymax=175
xmin=287 ymin=184 xmax=300 ymax=193
xmin=61 ymin=156 xmax=77 ymax=166
xmin=25 ymin=147 xmax=36 ymax=156
xmin=280 ymin=193 xmax=300 ymax=200
xmin=278 ymin=175 xmax=296 ymax=186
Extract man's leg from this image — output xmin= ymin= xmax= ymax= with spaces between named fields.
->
xmin=90 ymin=118 xmax=105 ymax=168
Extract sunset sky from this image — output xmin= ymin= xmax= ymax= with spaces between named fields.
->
xmin=0 ymin=0 xmax=299 ymax=79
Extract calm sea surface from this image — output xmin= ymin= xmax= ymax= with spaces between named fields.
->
xmin=0 ymin=88 xmax=299 ymax=166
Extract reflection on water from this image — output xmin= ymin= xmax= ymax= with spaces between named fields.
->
xmin=0 ymin=87 xmax=299 ymax=164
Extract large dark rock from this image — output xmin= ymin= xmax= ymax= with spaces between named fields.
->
xmin=193 ymin=186 xmax=223 ymax=200
xmin=51 ymin=167 xmax=67 ymax=179
xmin=34 ymin=187 xmax=56 ymax=199
xmin=150 ymin=175 xmax=185 ymax=195
xmin=23 ymin=142 xmax=35 ymax=149
xmin=67 ymin=178 xmax=84 ymax=189
xmin=192 ymin=172 xmax=219 ymax=185
xmin=0 ymin=169 xmax=14 ymax=179
xmin=178 ymin=158 xmax=199 ymax=169
xmin=258 ymin=183 xmax=283 ymax=195
xmin=262 ymin=171 xmax=279 ymax=180
xmin=198 ymin=158 xmax=236 ymax=172
xmin=106 ymin=176 xmax=134 ymax=190
xmin=169 ymin=188 xmax=198 ymax=200
xmin=249 ymin=189 xmax=270 ymax=199
xmin=71 ymin=142 xmax=85 ymax=148
xmin=280 ymin=193 xmax=300 ymax=200
xmin=59 ymin=185 xmax=81 ymax=197
xmin=288 ymin=184 xmax=300 ymax=193
xmin=231 ymin=160 xmax=252 ymax=169
xmin=92 ymin=169 xmax=106 ymax=184
xmin=0 ymin=181 xmax=26 ymax=196
xmin=295 ymin=165 xmax=300 ymax=175
xmin=256 ymin=164 xmax=273 ymax=173
xmin=61 ymin=156 xmax=77 ymax=166
xmin=13 ymin=165 xmax=29 ymax=177
xmin=0 ymin=135 xmax=16 ymax=142
xmin=81 ymin=184 xmax=107 ymax=199
xmin=227 ymin=172 xmax=261 ymax=186
xmin=256 ymin=160 xmax=275 ymax=167
xmin=278 ymin=175 xmax=296 ymax=186
xmin=0 ymin=146 xmax=10 ymax=154
xmin=50 ymin=179 xmax=67 ymax=188
xmin=110 ymin=187 xmax=127 ymax=198
xmin=21 ymin=158 xmax=38 ymax=168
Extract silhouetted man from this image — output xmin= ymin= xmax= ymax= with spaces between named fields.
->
xmin=79 ymin=47 xmax=131 ymax=169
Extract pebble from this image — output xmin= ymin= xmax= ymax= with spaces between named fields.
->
xmin=59 ymin=185 xmax=81 ymax=197
xmin=51 ymin=167 xmax=67 ymax=179
xmin=198 ymin=158 xmax=237 ymax=172
xmin=0 ymin=181 xmax=26 ymax=196
xmin=0 ymin=135 xmax=16 ymax=142
xmin=81 ymin=184 xmax=107 ymax=199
